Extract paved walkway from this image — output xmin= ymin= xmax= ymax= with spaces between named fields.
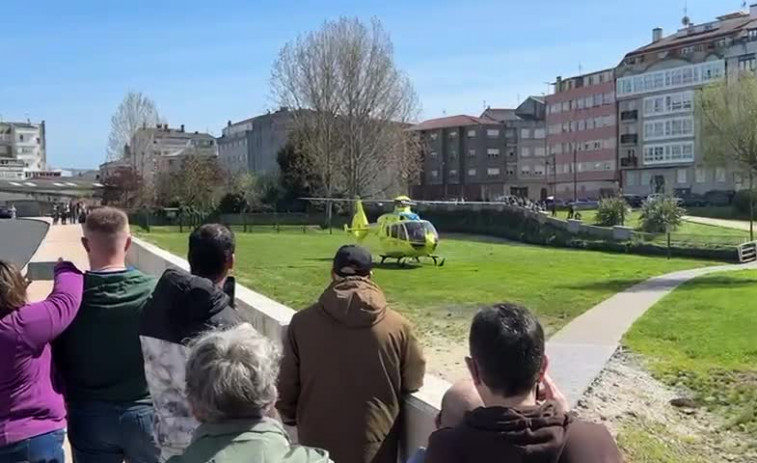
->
xmin=684 ymin=215 xmax=754 ymax=233
xmin=547 ymin=261 xmax=757 ymax=405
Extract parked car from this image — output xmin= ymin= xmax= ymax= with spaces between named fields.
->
xmin=569 ymin=199 xmax=599 ymax=210
xmin=0 ymin=207 xmax=12 ymax=219
xmin=621 ymin=194 xmax=644 ymax=208
xmin=646 ymin=194 xmax=684 ymax=205
xmin=704 ymin=189 xmax=735 ymax=207
xmin=681 ymin=193 xmax=708 ymax=207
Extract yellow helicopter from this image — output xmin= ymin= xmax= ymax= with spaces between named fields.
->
xmin=306 ymin=196 xmax=444 ymax=266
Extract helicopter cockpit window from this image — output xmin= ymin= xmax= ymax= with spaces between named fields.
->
xmin=404 ymin=221 xmax=427 ymax=242
xmin=423 ymin=221 xmax=439 ymax=239
xmin=390 ymin=224 xmax=399 ymax=239
xmin=397 ymin=224 xmax=408 ymax=240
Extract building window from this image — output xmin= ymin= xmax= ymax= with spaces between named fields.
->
xmin=695 ymin=167 xmax=706 ymax=183
xmin=739 ymin=54 xmax=757 ymax=73
xmin=617 ymin=61 xmax=725 ymax=96
xmin=521 ymin=147 xmax=531 ymax=157
xmin=449 ymin=131 xmax=458 ymax=138
xmin=643 ymin=117 xmax=694 ymax=141
xmin=677 ymin=169 xmax=688 ymax=184
xmin=520 ymin=165 xmax=531 ymax=176
xmin=534 ymin=164 xmax=545 ymax=176
xmin=467 ymin=129 xmax=477 ymax=138
xmin=468 ymin=168 xmax=477 ymax=177
xmin=430 ymin=151 xmax=438 ymax=159
xmin=430 ymin=133 xmax=438 ymax=140
xmin=19 ymin=135 xmax=24 ymax=142
xmin=533 ymin=128 xmax=545 ymax=139
xmin=449 ymin=150 xmax=458 ymax=158
xmin=716 ymin=167 xmax=726 ymax=183
xmin=430 ymin=170 xmax=438 ymax=178
xmin=680 ymin=46 xmax=694 ymax=55
xmin=750 ymin=29 xmax=757 ymax=41
xmin=487 ymin=167 xmax=501 ymax=176
xmin=534 ymin=147 xmax=546 ymax=157
xmin=487 ymin=148 xmax=500 ymax=158
xmin=468 ymin=149 xmax=476 ymax=157
xmin=449 ymin=169 xmax=458 ymax=177
xmin=626 ymin=171 xmax=638 ymax=186
xmin=506 ymin=167 xmax=515 ymax=175
xmin=508 ymin=149 xmax=516 ymax=157
xmin=643 ymin=142 xmax=695 ymax=165
xmin=520 ymin=129 xmax=531 ymax=139
xmin=486 ymin=129 xmax=500 ymax=138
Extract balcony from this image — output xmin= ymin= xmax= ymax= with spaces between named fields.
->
xmin=620 ymin=157 xmax=638 ymax=168
xmin=620 ymin=110 xmax=638 ymax=121
xmin=620 ymin=134 xmax=638 ymax=145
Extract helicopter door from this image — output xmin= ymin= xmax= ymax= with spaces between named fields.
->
xmin=397 ymin=224 xmax=408 ymax=241
xmin=389 ymin=224 xmax=398 ymax=239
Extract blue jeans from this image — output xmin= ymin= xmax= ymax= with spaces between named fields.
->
xmin=0 ymin=429 xmax=65 ymax=463
xmin=67 ymin=401 xmax=160 ymax=463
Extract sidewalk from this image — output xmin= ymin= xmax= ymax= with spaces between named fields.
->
xmin=547 ymin=261 xmax=757 ymax=405
xmin=684 ymin=215 xmax=754 ymax=233
xmin=24 ymin=221 xmax=87 ymax=463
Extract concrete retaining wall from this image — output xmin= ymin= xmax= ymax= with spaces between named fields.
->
xmin=126 ymin=237 xmax=449 ymax=459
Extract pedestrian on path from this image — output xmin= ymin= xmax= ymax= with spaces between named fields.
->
xmin=53 ymin=207 xmax=160 ymax=463
xmin=140 ymin=223 xmax=242 ymax=460
xmin=0 ymin=259 xmax=84 ymax=463
xmin=277 ymin=244 xmax=426 ymax=463
xmin=424 ymin=303 xmax=622 ymax=463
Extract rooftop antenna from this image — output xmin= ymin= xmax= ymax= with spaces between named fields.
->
xmin=682 ymin=0 xmax=691 ymax=27
xmin=578 ymin=63 xmax=583 ymax=75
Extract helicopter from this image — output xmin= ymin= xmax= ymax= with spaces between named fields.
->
xmin=304 ymin=196 xmax=445 ymax=266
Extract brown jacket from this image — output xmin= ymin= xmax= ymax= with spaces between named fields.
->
xmin=276 ymin=277 xmax=426 ymax=463
xmin=425 ymin=402 xmax=622 ymax=463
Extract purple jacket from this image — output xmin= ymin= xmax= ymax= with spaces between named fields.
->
xmin=0 ymin=262 xmax=83 ymax=446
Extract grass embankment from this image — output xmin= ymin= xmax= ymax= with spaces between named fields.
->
xmin=625 ymin=270 xmax=757 ymax=438
xmin=556 ymin=209 xmax=750 ymax=245
xmin=137 ymin=227 xmax=715 ymax=342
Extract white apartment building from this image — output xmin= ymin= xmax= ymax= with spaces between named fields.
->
xmin=0 ymin=121 xmax=47 ymax=179
xmin=128 ymin=124 xmax=217 ymax=183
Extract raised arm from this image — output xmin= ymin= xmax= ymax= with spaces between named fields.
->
xmin=16 ymin=261 xmax=83 ymax=352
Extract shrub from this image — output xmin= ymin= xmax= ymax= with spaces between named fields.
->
xmin=595 ymin=197 xmax=631 ymax=227
xmin=732 ymin=189 xmax=757 ymax=217
xmin=639 ymin=196 xmax=686 ymax=233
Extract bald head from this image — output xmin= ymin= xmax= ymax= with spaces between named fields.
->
xmin=437 ymin=379 xmax=483 ymax=429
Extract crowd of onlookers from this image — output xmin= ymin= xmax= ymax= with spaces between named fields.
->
xmin=0 ymin=206 xmax=622 ymax=463
xmin=51 ymin=203 xmax=89 ymax=226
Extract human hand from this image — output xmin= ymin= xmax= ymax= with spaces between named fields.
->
xmin=538 ymin=372 xmax=570 ymax=414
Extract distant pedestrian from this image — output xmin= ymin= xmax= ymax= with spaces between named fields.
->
xmin=140 ymin=224 xmax=242 ymax=459
xmin=52 ymin=206 xmax=59 ymax=225
xmin=0 ymin=259 xmax=83 ymax=463
xmin=424 ymin=303 xmax=622 ymax=463
xmin=277 ymin=244 xmax=426 ymax=463
xmin=10 ymin=204 xmax=16 ymax=219
xmin=53 ymin=207 xmax=160 ymax=463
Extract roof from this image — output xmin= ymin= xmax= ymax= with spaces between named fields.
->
xmin=135 ymin=127 xmax=214 ymax=140
xmin=480 ymin=108 xmax=519 ymax=123
xmin=410 ymin=115 xmax=497 ymax=131
xmin=626 ymin=13 xmax=756 ymax=57
xmin=0 ymin=177 xmax=104 ymax=197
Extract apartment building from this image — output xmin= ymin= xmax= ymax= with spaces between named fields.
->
xmin=545 ymin=69 xmax=618 ymax=200
xmin=217 ymin=108 xmax=294 ymax=176
xmin=0 ymin=121 xmax=47 ymax=179
xmin=411 ymin=97 xmax=548 ymax=201
xmin=616 ymin=7 xmax=757 ymax=197
xmin=128 ymin=124 xmax=217 ymax=183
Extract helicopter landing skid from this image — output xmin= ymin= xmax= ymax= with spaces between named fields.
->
xmin=430 ymin=255 xmax=446 ymax=267
xmin=379 ymin=255 xmax=445 ymax=267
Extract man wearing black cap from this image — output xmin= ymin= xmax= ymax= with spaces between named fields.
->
xmin=277 ymin=245 xmax=426 ymax=463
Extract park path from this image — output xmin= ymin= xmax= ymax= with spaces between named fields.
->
xmin=547 ymin=260 xmax=757 ymax=405
xmin=684 ymin=215 xmax=753 ymax=232
xmin=23 ymin=220 xmax=87 ymax=463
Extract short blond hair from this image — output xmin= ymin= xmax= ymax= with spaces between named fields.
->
xmin=0 ymin=260 xmax=28 ymax=313
xmin=85 ymin=207 xmax=129 ymax=236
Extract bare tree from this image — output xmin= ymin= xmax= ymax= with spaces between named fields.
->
xmin=697 ymin=72 xmax=757 ymax=238
xmin=271 ymin=17 xmax=421 ymax=199
xmin=107 ymin=92 xmax=161 ymax=161
xmin=156 ymin=156 xmax=224 ymax=211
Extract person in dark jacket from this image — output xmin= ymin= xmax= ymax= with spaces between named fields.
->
xmin=53 ymin=207 xmax=160 ymax=463
xmin=140 ymin=223 xmax=242 ymax=460
xmin=277 ymin=245 xmax=426 ymax=463
xmin=425 ymin=303 xmax=622 ymax=463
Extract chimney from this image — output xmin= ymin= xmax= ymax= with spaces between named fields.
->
xmin=180 ymin=124 xmax=185 ymax=133
xmin=652 ymin=27 xmax=663 ymax=43
xmin=752 ymin=4 xmax=757 ymax=18
xmin=227 ymin=120 xmax=232 ymax=127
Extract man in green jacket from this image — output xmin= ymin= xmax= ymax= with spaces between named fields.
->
xmin=169 ymin=323 xmax=331 ymax=463
xmin=53 ymin=207 xmax=160 ymax=463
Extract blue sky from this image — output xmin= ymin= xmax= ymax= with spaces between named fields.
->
xmin=0 ymin=0 xmax=737 ymax=168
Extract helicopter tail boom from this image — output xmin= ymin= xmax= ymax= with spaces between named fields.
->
xmin=345 ymin=199 xmax=371 ymax=242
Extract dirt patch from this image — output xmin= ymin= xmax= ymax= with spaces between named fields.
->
xmin=577 ymin=349 xmax=757 ymax=462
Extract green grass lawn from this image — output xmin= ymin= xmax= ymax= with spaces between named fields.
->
xmin=137 ymin=227 xmax=716 ymax=345
xmin=624 ymin=270 xmax=757 ymax=437
xmin=555 ymin=209 xmax=750 ymax=245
